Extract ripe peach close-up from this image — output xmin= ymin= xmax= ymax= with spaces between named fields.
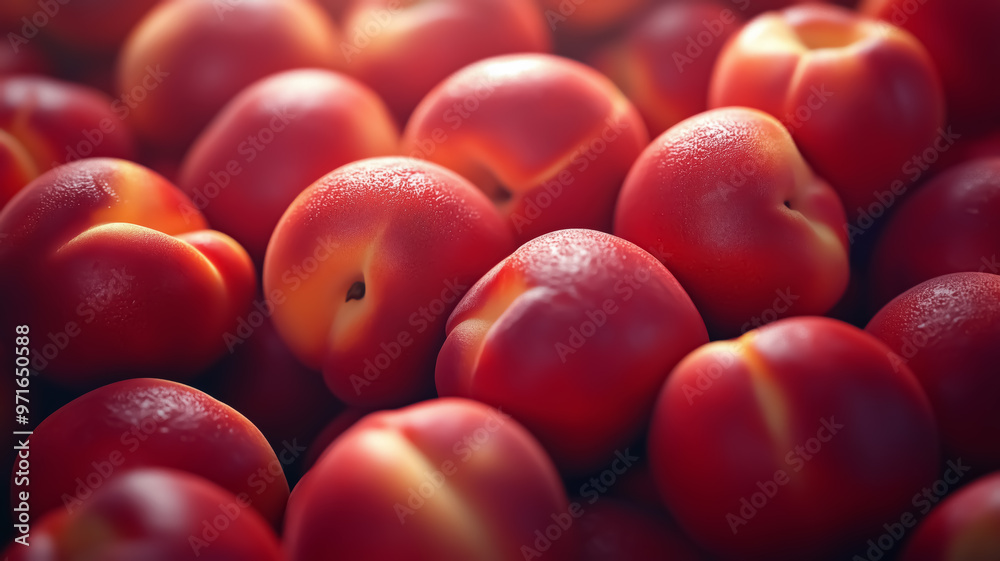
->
xmin=284 ymin=398 xmax=579 ymax=561
xmin=867 ymin=272 xmax=1000 ymax=472
xmin=0 ymin=75 xmax=136 ymax=206
xmin=709 ymin=4 xmax=945 ymax=223
xmin=899 ymin=472 xmax=1000 ymax=561
xmin=436 ymin=229 xmax=708 ymax=473
xmin=339 ymin=0 xmax=551 ymax=125
xmin=403 ymin=53 xmax=649 ymax=244
xmin=0 ymin=158 xmax=254 ymax=386
xmin=264 ymin=157 xmax=514 ymax=407
xmin=649 ymin=317 xmax=941 ymax=560
xmin=21 ymin=378 xmax=289 ymax=525
xmin=178 ymin=68 xmax=399 ymax=265
xmin=116 ymin=0 xmax=341 ymax=154
xmin=869 ymin=157 xmax=1000 ymax=308
xmin=614 ymin=106 xmax=849 ymax=336
xmin=4 ymin=469 xmax=285 ymax=561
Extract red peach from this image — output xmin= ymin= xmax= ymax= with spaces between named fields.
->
xmin=709 ymin=4 xmax=945 ymax=223
xmin=1 ymin=0 xmax=160 ymax=53
xmin=538 ymin=0 xmax=648 ymax=37
xmin=0 ymin=158 xmax=255 ymax=385
xmin=650 ymin=317 xmax=940 ymax=560
xmin=900 ymin=472 xmax=1000 ymax=561
xmin=869 ymin=158 xmax=1000 ymax=307
xmin=20 ymin=378 xmax=289 ymax=525
xmin=589 ymin=1 xmax=744 ymax=136
xmin=614 ymin=106 xmax=849 ymax=336
xmin=436 ymin=229 xmax=708 ymax=473
xmin=0 ymin=75 xmax=136 ymax=203
xmin=403 ymin=53 xmax=649 ymax=244
xmin=264 ymin=157 xmax=514 ymax=407
xmin=867 ymin=272 xmax=1000 ymax=471
xmin=340 ymin=0 xmax=550 ymax=125
xmin=116 ymin=0 xmax=341 ymax=153
xmin=862 ymin=0 xmax=1000 ymax=133
xmin=4 ymin=469 xmax=284 ymax=561
xmin=178 ymin=69 xmax=398 ymax=265
xmin=283 ymin=398 xmax=579 ymax=561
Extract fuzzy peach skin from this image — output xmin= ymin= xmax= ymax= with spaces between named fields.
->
xmin=116 ymin=0 xmax=340 ymax=154
xmin=650 ymin=317 xmax=941 ymax=560
xmin=709 ymin=4 xmax=945 ymax=223
xmin=0 ymin=76 xmax=136 ymax=206
xmin=868 ymin=158 xmax=1000 ymax=308
xmin=613 ymin=106 xmax=849 ymax=337
xmin=178 ymin=69 xmax=399 ymax=264
xmin=284 ymin=398 xmax=579 ymax=561
xmin=4 ymin=469 xmax=285 ymax=561
xmin=403 ymin=54 xmax=648 ymax=244
xmin=589 ymin=1 xmax=744 ymax=137
xmin=0 ymin=158 xmax=255 ymax=385
xmin=435 ymin=229 xmax=707 ymax=473
xmin=340 ymin=0 xmax=550 ymax=125
xmin=867 ymin=273 xmax=1000 ymax=472
xmin=263 ymin=157 xmax=514 ymax=407
xmin=20 ymin=379 xmax=289 ymax=525
xmin=900 ymin=472 xmax=1000 ymax=561
xmin=862 ymin=0 xmax=1000 ymax=133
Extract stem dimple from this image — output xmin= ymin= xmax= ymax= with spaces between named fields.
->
xmin=346 ymin=280 xmax=366 ymax=302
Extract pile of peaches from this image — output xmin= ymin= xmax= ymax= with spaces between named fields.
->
xmin=1 ymin=0 xmax=998 ymax=559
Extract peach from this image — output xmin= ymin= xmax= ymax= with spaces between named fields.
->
xmin=862 ymin=0 xmax=1000 ymax=133
xmin=20 ymin=378 xmax=289 ymax=525
xmin=1 ymin=0 xmax=160 ymax=54
xmin=649 ymin=317 xmax=940 ymax=560
xmin=178 ymin=69 xmax=399 ymax=264
xmin=436 ymin=229 xmax=707 ymax=473
xmin=0 ymin=158 xmax=255 ymax=385
xmin=0 ymin=75 xmax=136 ymax=205
xmin=709 ymin=4 xmax=945 ymax=223
xmin=614 ymin=106 xmax=849 ymax=336
xmin=5 ymin=469 xmax=284 ymax=561
xmin=339 ymin=0 xmax=550 ymax=125
xmin=263 ymin=157 xmax=514 ymax=407
xmin=867 ymin=273 xmax=1000 ymax=472
xmin=403 ymin=53 xmax=648 ymax=244
xmin=116 ymin=0 xmax=340 ymax=154
xmin=868 ymin=158 xmax=1000 ymax=307
xmin=589 ymin=1 xmax=744 ymax=136
xmin=900 ymin=472 xmax=1000 ymax=561
xmin=537 ymin=0 xmax=647 ymax=37
xmin=283 ymin=398 xmax=579 ymax=561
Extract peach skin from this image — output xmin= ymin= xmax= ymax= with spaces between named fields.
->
xmin=283 ymin=398 xmax=579 ymax=561
xmin=613 ymin=106 xmax=849 ymax=337
xmin=649 ymin=317 xmax=940 ymax=560
xmin=263 ymin=157 xmax=514 ymax=407
xmin=403 ymin=53 xmax=649 ymax=244
xmin=116 ymin=0 xmax=341 ymax=154
xmin=900 ymin=472 xmax=1000 ymax=561
xmin=339 ymin=0 xmax=551 ymax=125
xmin=0 ymin=75 xmax=136 ymax=206
xmin=20 ymin=378 xmax=289 ymax=525
xmin=435 ymin=229 xmax=708 ymax=473
xmin=868 ymin=158 xmax=1000 ymax=308
xmin=178 ymin=68 xmax=399 ymax=265
xmin=867 ymin=272 xmax=1000 ymax=472
xmin=5 ymin=469 xmax=285 ymax=561
xmin=589 ymin=1 xmax=744 ymax=137
xmin=862 ymin=0 xmax=1000 ymax=134
xmin=0 ymin=158 xmax=255 ymax=386
xmin=709 ymin=4 xmax=945 ymax=223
